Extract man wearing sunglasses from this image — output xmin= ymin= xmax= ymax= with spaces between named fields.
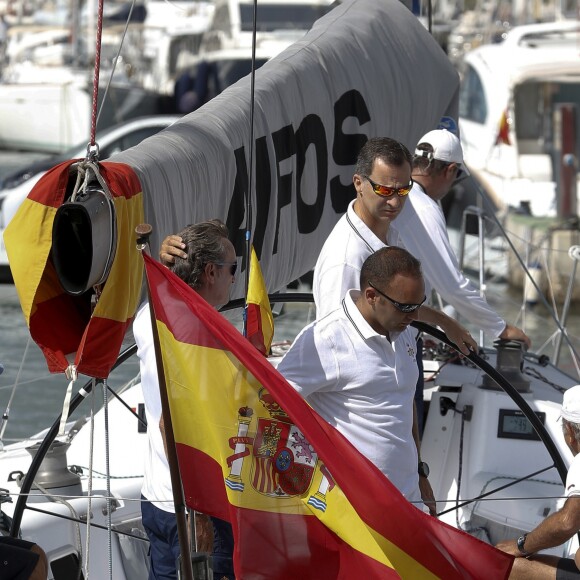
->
xmin=390 ymin=129 xmax=530 ymax=428
xmin=134 ymin=220 xmax=236 ymax=580
xmin=279 ymin=247 xmax=441 ymax=514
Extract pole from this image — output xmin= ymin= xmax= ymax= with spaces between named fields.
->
xmin=242 ymin=0 xmax=259 ymax=339
xmin=136 ymin=224 xmax=194 ymax=580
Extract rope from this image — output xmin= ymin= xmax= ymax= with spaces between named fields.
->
xmin=89 ymin=0 xmax=105 ymax=147
xmin=70 ymin=160 xmax=113 ymax=203
xmin=83 ymin=381 xmax=96 ymax=579
xmin=102 ymin=380 xmax=113 ymax=580
xmin=0 ymin=336 xmax=30 ymax=442
xmin=95 ymin=0 xmax=138 ymax=128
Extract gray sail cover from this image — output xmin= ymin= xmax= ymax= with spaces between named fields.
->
xmin=113 ymin=0 xmax=459 ymax=299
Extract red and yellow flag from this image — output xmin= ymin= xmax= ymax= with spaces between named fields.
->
xmin=245 ymin=246 xmax=274 ymax=355
xmin=144 ymin=253 xmax=513 ymax=579
xmin=4 ymin=160 xmax=144 ymax=378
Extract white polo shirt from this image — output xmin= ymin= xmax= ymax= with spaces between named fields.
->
xmin=278 ymin=290 xmax=421 ymax=504
xmin=134 ymin=302 xmax=175 ymax=512
xmin=313 ymin=200 xmax=398 ymax=318
xmin=390 ymin=182 xmax=506 ymax=337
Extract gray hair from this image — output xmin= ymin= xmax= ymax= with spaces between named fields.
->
xmin=170 ymin=220 xmax=230 ymax=289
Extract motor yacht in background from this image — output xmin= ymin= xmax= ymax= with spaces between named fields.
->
xmin=458 ymin=20 xmax=580 ymax=219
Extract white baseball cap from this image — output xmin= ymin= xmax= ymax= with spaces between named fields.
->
xmin=415 ymin=129 xmax=469 ymax=176
xmin=562 ymin=385 xmax=580 ymax=423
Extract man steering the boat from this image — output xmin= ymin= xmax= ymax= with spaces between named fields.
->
xmin=496 ymin=384 xmax=580 ymax=579
xmin=134 ymin=220 xmax=236 ymax=580
xmin=389 ymin=128 xmax=531 ymax=430
xmin=391 ymin=128 xmax=530 ymax=348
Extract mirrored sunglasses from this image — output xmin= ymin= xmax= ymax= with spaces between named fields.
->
xmin=368 ymin=281 xmax=426 ymax=313
xmin=364 ymin=175 xmax=413 ymax=198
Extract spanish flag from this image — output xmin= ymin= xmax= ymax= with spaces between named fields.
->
xmin=144 ymin=254 xmax=513 ymax=579
xmin=4 ymin=160 xmax=144 ymax=378
xmin=245 ymin=246 xmax=274 ymax=355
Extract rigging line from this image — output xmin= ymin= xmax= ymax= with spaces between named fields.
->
xmin=96 ymin=0 xmax=138 ymax=128
xmin=105 ymin=383 xmax=147 ymax=428
xmin=473 ymin=183 xmax=580 ymax=364
xmin=84 ymin=380 xmax=96 ymax=579
xmin=10 ymin=489 xmax=572 ymax=504
xmin=102 ymin=381 xmax=113 ymax=580
xmin=242 ymin=0 xmax=259 ymax=338
xmin=0 ymin=336 xmax=30 ymax=442
xmin=22 ymin=505 xmax=149 ymax=541
xmin=437 ymin=465 xmax=555 ymax=517
xmin=89 ymin=0 xmax=105 ymax=147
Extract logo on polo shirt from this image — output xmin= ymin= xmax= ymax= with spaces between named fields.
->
xmin=407 ymin=342 xmax=416 ymax=360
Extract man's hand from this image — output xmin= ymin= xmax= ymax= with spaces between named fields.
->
xmin=495 ymin=539 xmax=521 ymax=558
xmin=499 ymin=324 xmax=531 ymax=350
xmin=160 ymin=235 xmax=187 ymax=266
xmin=435 ymin=316 xmax=477 ymax=355
xmin=419 ymin=476 xmax=437 ymax=517
xmin=417 ymin=306 xmax=477 ymax=355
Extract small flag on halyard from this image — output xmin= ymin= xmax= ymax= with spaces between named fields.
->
xmin=245 ymin=246 xmax=274 ymax=355
xmin=143 ymin=253 xmax=513 ymax=579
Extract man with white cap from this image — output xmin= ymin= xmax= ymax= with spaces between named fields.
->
xmin=496 ymin=384 xmax=580 ymax=578
xmin=392 ymin=128 xmax=530 ymax=347
xmin=390 ymin=128 xmax=530 ymax=432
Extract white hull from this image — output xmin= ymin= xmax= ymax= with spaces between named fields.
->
xmin=423 ymin=348 xmax=579 ymax=558
xmin=1 ymin=383 xmax=148 ymax=579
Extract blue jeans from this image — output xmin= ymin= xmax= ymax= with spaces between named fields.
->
xmin=211 ymin=516 xmax=235 ymax=579
xmin=141 ymin=496 xmax=180 ymax=580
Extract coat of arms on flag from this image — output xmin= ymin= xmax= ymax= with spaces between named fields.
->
xmin=225 ymin=388 xmax=328 ymax=502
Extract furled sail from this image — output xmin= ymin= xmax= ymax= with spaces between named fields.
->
xmin=113 ymin=0 xmax=459 ymax=300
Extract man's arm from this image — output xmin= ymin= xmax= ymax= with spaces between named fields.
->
xmin=393 ymin=193 xmax=530 ymax=347
xmin=496 ymin=496 xmax=580 ymax=557
xmin=417 ymin=305 xmax=477 ymax=355
xmin=413 ymin=402 xmax=436 ymax=516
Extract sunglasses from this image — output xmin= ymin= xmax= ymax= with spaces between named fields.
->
xmin=368 ymin=281 xmax=426 ymax=313
xmin=364 ymin=176 xmax=413 ymax=198
xmin=215 ymin=261 xmax=238 ymax=276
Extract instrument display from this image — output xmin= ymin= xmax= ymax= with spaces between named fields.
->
xmin=497 ymin=409 xmax=546 ymax=440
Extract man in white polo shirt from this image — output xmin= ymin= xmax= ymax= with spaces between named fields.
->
xmin=278 ymin=246 xmax=435 ymax=512
xmin=391 ymin=128 xmax=530 ymax=348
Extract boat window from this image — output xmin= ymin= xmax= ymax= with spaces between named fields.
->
xmin=239 ymin=4 xmax=332 ymax=32
xmin=515 ymin=81 xmax=580 ymax=156
xmin=459 ymin=64 xmax=487 ymax=125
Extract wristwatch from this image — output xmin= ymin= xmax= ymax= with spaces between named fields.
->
xmin=418 ymin=461 xmax=430 ymax=478
xmin=517 ymin=533 xmax=531 ymax=557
